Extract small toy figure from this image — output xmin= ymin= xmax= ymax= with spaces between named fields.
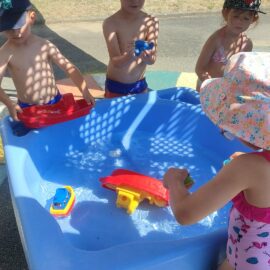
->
xmin=134 ymin=40 xmax=154 ymax=56
xmin=50 ymin=186 xmax=75 ymax=217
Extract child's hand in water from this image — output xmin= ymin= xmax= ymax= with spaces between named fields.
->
xmin=7 ymin=102 xmax=23 ymax=121
xmin=163 ymin=168 xmax=189 ymax=189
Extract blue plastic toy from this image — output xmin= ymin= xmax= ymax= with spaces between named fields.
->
xmin=134 ymin=40 xmax=154 ymax=56
xmin=50 ymin=186 xmax=75 ymax=217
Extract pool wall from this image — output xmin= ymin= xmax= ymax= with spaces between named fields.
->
xmin=1 ymin=88 xmax=248 ymax=270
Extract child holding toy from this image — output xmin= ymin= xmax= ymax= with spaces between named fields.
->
xmin=0 ymin=0 xmax=95 ymax=121
xmin=164 ymin=52 xmax=270 ymax=270
xmin=195 ymin=0 xmax=265 ymax=91
xmin=102 ymin=0 xmax=159 ymax=98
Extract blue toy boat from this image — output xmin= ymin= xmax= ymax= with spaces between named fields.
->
xmin=50 ymin=186 xmax=75 ymax=217
xmin=1 ymin=88 xmax=249 ymax=270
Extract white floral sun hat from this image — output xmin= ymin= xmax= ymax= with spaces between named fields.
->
xmin=200 ymin=52 xmax=270 ymax=150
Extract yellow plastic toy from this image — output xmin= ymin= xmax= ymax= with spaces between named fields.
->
xmin=116 ymin=187 xmax=141 ymax=214
xmin=100 ymin=169 xmax=169 ymax=214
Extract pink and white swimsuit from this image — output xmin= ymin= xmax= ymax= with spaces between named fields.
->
xmin=211 ymin=28 xmax=244 ymax=66
xmin=227 ymin=152 xmax=270 ymax=269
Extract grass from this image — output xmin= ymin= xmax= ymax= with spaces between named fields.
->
xmin=31 ymin=0 xmax=270 ymax=22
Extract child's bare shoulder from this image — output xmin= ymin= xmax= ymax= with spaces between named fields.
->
xmin=0 ymin=40 xmax=11 ymax=52
xmin=208 ymin=28 xmax=224 ymax=43
xmin=103 ymin=12 xmax=119 ymax=29
xmin=32 ymin=36 xmax=57 ymax=51
xmin=33 ymin=35 xmax=49 ymax=46
xmin=242 ymin=35 xmax=253 ymax=51
xmin=144 ymin=13 xmax=158 ymax=26
xmin=144 ymin=13 xmax=158 ymax=22
xmin=0 ymin=41 xmax=13 ymax=62
xmin=201 ymin=28 xmax=223 ymax=50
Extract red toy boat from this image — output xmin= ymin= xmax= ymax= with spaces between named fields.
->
xmin=18 ymin=93 xmax=92 ymax=128
xmin=100 ymin=169 xmax=169 ymax=214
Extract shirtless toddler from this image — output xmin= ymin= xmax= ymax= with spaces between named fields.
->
xmin=103 ymin=0 xmax=159 ymax=98
xmin=0 ymin=0 xmax=95 ymax=121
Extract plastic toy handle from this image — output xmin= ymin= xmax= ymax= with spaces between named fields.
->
xmin=184 ymin=175 xmax=194 ymax=188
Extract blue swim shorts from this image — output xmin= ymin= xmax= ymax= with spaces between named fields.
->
xmin=105 ymin=78 xmax=148 ymax=95
xmin=18 ymin=91 xmax=62 ymax=108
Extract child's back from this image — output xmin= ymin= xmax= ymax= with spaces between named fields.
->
xmin=164 ymin=51 xmax=270 ymax=270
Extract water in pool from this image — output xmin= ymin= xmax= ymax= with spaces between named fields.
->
xmin=39 ymin=130 xmax=230 ymax=251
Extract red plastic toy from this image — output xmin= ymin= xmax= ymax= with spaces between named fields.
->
xmin=100 ymin=169 xmax=169 ymax=214
xmin=17 ymin=93 xmax=92 ymax=128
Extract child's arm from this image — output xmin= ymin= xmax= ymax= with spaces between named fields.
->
xmin=140 ymin=16 xmax=159 ymax=65
xmin=0 ymin=49 xmax=22 ymax=120
xmin=242 ymin=37 xmax=253 ymax=52
xmin=103 ymin=19 xmax=135 ymax=68
xmin=47 ymin=42 xmax=95 ymax=105
xmin=195 ymin=34 xmax=217 ymax=82
xmin=163 ymin=155 xmax=254 ymax=225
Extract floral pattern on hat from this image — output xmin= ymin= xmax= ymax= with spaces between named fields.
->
xmin=200 ymin=52 xmax=270 ymax=150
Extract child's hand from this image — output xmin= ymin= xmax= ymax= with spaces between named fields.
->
xmin=7 ymin=103 xmax=22 ymax=121
xmin=163 ymin=168 xmax=189 ymax=189
xmin=82 ymin=89 xmax=96 ymax=106
xmin=140 ymin=50 xmax=152 ymax=63
xmin=126 ymin=41 xmax=136 ymax=59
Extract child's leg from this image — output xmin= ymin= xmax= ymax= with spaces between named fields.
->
xmin=218 ymin=259 xmax=233 ymax=270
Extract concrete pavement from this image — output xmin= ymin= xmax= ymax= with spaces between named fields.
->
xmin=0 ymin=11 xmax=270 ymax=270
xmin=47 ymin=12 xmax=270 ymax=73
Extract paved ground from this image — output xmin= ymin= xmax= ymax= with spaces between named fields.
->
xmin=0 ymin=11 xmax=270 ymax=270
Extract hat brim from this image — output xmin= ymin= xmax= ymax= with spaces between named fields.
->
xmin=200 ymin=77 xmax=242 ymax=136
xmin=234 ymin=7 xmax=266 ymax=14
xmin=200 ymin=76 xmax=270 ymax=150
xmin=200 ymin=77 xmax=228 ymax=129
xmin=0 ymin=10 xmax=27 ymax=32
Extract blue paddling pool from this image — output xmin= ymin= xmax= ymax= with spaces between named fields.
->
xmin=1 ymin=88 xmax=249 ymax=270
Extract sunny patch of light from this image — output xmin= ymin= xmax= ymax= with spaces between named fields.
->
xmin=198 ymin=211 xmax=218 ymax=227
xmin=131 ymin=208 xmax=177 ymax=237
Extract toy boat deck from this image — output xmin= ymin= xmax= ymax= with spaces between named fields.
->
xmin=18 ymin=93 xmax=92 ymax=128
xmin=100 ymin=169 xmax=169 ymax=214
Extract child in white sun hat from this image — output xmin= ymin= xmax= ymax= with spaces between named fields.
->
xmin=163 ymin=52 xmax=270 ymax=270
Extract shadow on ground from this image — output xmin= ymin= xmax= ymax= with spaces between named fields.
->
xmin=0 ymin=179 xmax=28 ymax=270
xmin=0 ymin=7 xmax=106 ymax=270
